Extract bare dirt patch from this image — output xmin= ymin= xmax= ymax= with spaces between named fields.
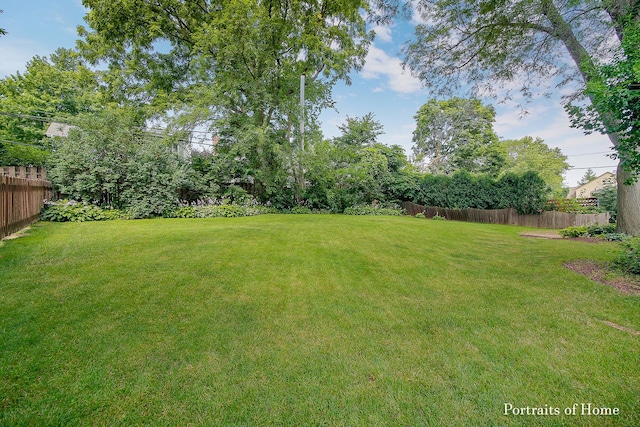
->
xmin=564 ymin=259 xmax=640 ymax=296
xmin=519 ymin=230 xmax=563 ymax=239
xmin=520 ymin=231 xmax=611 ymax=243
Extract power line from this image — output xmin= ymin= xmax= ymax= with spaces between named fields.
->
xmin=567 ymin=165 xmax=617 ymax=170
xmin=565 ymin=151 xmax=612 ymax=157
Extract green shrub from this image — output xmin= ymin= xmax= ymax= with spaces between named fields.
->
xmin=343 ymin=204 xmax=403 ymax=216
xmin=614 ymin=238 xmax=640 ymax=275
xmin=432 ymin=215 xmax=446 ymax=221
xmin=586 ymin=223 xmax=617 ymax=235
xmin=193 ymin=203 xmax=270 ymax=218
xmin=290 ymin=206 xmax=313 ymax=214
xmin=41 ymin=200 xmax=125 ymax=222
xmin=559 ymin=226 xmax=589 ymax=238
xmin=165 ymin=206 xmax=197 ymax=218
xmin=415 ymin=212 xmax=426 ymax=219
xmin=602 ymin=233 xmax=630 ymax=242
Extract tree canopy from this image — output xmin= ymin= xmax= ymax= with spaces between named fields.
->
xmin=500 ymin=136 xmax=569 ymax=196
xmin=412 ymin=98 xmax=505 ymax=176
xmin=0 ymin=48 xmax=101 ymax=166
xmin=78 ymin=0 xmax=373 ymax=199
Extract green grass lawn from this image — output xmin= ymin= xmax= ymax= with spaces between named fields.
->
xmin=1 ymin=215 xmax=638 ymax=426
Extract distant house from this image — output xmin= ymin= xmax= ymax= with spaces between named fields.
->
xmin=567 ymin=172 xmax=616 ymax=198
xmin=45 ymin=122 xmax=77 ymax=138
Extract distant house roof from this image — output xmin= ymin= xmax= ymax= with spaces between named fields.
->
xmin=569 ymin=172 xmax=616 ymax=199
xmin=45 ymin=122 xmax=77 ymax=138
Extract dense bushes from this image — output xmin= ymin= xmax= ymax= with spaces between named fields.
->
xmin=343 ymin=204 xmax=404 ymax=216
xmin=41 ymin=200 xmax=126 ymax=222
xmin=559 ymin=224 xmax=623 ymax=240
xmin=416 ymin=171 xmax=548 ymax=214
xmin=48 ymin=112 xmax=201 ymax=218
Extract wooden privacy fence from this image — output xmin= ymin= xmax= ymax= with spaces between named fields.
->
xmin=402 ymin=201 xmax=610 ymax=229
xmin=1 ymin=176 xmax=53 ymax=240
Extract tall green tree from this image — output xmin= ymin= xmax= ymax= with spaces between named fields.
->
xmin=304 ymin=114 xmax=416 ymax=210
xmin=412 ymin=98 xmax=505 ymax=175
xmin=500 ymin=136 xmax=569 ymax=196
xmin=402 ymin=0 xmax=640 ymax=235
xmin=0 ymin=48 xmax=101 ymax=166
xmin=577 ymin=168 xmax=598 ymax=186
xmin=78 ymin=0 xmax=373 ymax=200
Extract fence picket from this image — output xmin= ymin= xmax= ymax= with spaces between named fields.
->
xmin=402 ymin=202 xmax=610 ymax=229
xmin=0 ymin=176 xmax=53 ymax=240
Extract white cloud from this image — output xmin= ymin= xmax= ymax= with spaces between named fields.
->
xmin=361 ymin=45 xmax=422 ymax=94
xmin=372 ymin=25 xmax=393 ymax=43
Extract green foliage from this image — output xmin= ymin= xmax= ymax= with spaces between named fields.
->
xmin=577 ymin=168 xmax=598 ymax=186
xmin=432 ymin=215 xmax=446 ymax=221
xmin=614 ymin=238 xmax=640 ymax=275
xmin=194 ymin=204 xmax=270 ymax=218
xmin=166 ymin=206 xmax=197 ymax=219
xmin=303 ymin=115 xmax=418 ymax=212
xmin=0 ymin=9 xmax=6 ymax=37
xmin=586 ymin=223 xmax=617 ymax=236
xmin=0 ymin=48 xmax=101 ymax=166
xmin=566 ymin=18 xmax=640 ymax=183
xmin=289 ymin=206 xmax=313 ymax=214
xmin=414 ymin=212 xmax=426 ymax=219
xmin=544 ymin=198 xmax=597 ymax=214
xmin=559 ymin=226 xmax=589 ymax=238
xmin=592 ymin=185 xmax=617 ymax=221
xmin=48 ymin=111 xmax=194 ymax=218
xmin=560 ymin=224 xmax=631 ymax=241
xmin=500 ymin=136 xmax=569 ymax=194
xmin=41 ymin=200 xmax=125 ymax=222
xmin=412 ymin=98 xmax=504 ymax=175
xmin=343 ymin=204 xmax=403 ymax=216
xmin=78 ymin=0 xmax=372 ymax=200
xmin=418 ymin=170 xmax=548 ymax=214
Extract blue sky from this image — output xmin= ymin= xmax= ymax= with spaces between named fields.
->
xmin=0 ymin=1 xmax=616 ymax=186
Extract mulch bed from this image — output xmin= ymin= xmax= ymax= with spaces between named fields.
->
xmin=564 ymin=259 xmax=640 ymax=296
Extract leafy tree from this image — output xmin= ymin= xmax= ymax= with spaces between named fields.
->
xmin=0 ymin=48 xmax=101 ymax=166
xmin=78 ymin=0 xmax=373 ymax=200
xmin=500 ymin=136 xmax=569 ymax=195
xmin=592 ymin=185 xmax=617 ymax=221
xmin=412 ymin=98 xmax=505 ymax=175
xmin=303 ymin=114 xmax=416 ymax=211
xmin=577 ymin=168 xmax=598 ymax=186
xmin=334 ymin=113 xmax=385 ymax=148
xmin=402 ymin=0 xmax=640 ymax=235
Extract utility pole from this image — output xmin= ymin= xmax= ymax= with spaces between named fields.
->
xmin=298 ymin=74 xmax=305 ymax=198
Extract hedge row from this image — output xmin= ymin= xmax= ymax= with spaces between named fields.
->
xmin=416 ymin=171 xmax=547 ymax=214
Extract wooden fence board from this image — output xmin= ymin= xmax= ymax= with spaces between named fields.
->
xmin=0 ymin=176 xmax=53 ymax=240
xmin=402 ymin=201 xmax=610 ymax=229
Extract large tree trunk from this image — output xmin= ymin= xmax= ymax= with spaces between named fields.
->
xmin=617 ymin=164 xmax=640 ymax=236
xmin=542 ymin=0 xmax=640 ymax=236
